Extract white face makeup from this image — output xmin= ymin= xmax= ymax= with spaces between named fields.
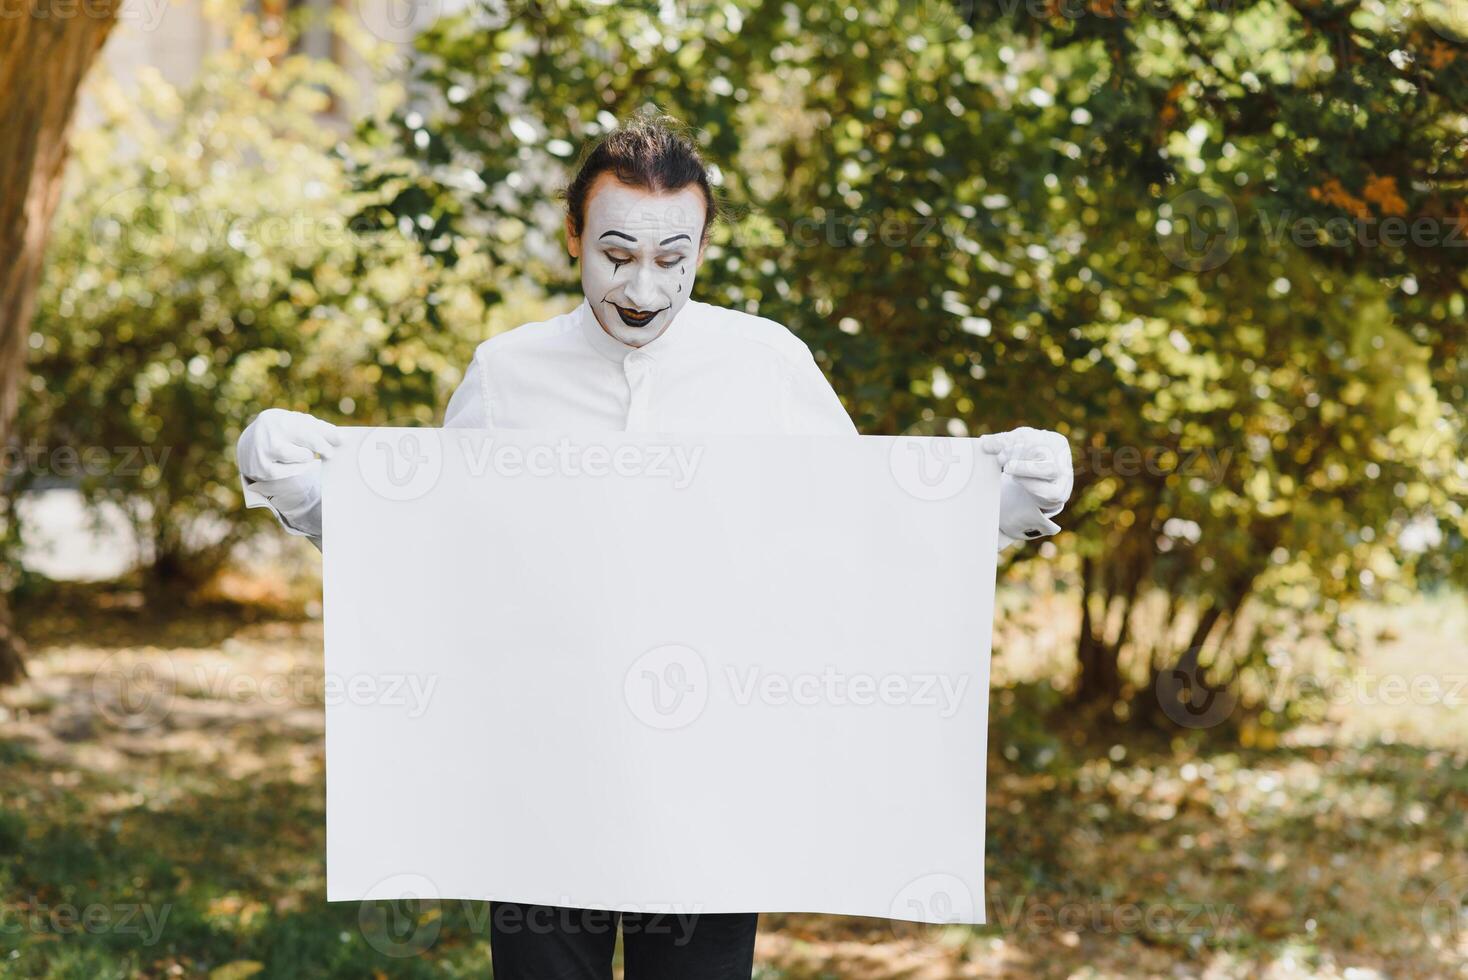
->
xmin=570 ymin=173 xmax=706 ymax=347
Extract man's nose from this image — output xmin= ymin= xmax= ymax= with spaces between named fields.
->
xmin=623 ymin=264 xmax=661 ymax=309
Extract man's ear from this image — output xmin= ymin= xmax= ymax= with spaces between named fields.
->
xmin=565 ymin=214 xmax=580 ymax=259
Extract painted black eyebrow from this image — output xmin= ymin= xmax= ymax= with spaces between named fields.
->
xmin=598 ymin=230 xmax=637 ymax=242
xmin=659 ymin=234 xmax=692 ymax=246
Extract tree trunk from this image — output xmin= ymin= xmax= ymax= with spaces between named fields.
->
xmin=1074 ymin=555 xmax=1122 ymax=704
xmin=0 ymin=1 xmax=121 ymax=684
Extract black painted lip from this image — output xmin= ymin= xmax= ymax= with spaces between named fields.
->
xmin=614 ymin=304 xmax=662 ymax=328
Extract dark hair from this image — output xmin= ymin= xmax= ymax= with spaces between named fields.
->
xmin=563 ymin=109 xmax=719 ymax=244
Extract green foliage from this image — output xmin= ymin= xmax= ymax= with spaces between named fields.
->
xmin=377 ymin=0 xmax=1467 ymax=713
xmin=21 ymin=19 xmax=492 ymax=588
xmin=14 ymin=1 xmax=1467 ymax=718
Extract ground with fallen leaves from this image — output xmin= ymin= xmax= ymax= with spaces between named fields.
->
xmin=2 ymin=584 xmax=1465 ymax=979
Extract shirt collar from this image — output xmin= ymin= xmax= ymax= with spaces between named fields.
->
xmin=577 ymin=299 xmax=693 ymax=363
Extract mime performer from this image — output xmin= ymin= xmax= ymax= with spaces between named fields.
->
xmin=236 ymin=110 xmax=1073 ymax=980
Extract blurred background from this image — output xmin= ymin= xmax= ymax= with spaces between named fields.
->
xmin=1 ymin=0 xmax=1466 ymax=976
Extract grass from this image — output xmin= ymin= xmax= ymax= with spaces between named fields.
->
xmin=1 ymin=583 xmax=1466 ymax=978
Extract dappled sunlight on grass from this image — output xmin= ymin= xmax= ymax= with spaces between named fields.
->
xmin=2 ymin=588 xmax=1466 ymax=977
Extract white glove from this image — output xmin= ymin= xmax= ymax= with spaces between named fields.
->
xmin=977 ymin=426 xmax=1073 ymax=549
xmin=237 ymin=409 xmax=341 ymax=546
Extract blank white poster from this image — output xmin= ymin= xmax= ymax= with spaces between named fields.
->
xmin=323 ymin=427 xmax=998 ymax=924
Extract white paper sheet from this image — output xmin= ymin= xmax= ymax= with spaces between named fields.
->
xmin=323 ymin=427 xmax=998 ymax=924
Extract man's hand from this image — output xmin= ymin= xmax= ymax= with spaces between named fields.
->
xmin=237 ymin=408 xmax=341 ymax=483
xmin=237 ymin=409 xmax=341 ymax=543
xmin=978 ymin=427 xmax=1073 ymax=546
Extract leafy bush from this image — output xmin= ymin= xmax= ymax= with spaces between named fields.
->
xmin=20 ymin=17 xmax=495 ymax=590
xmin=376 ymin=0 xmax=1466 ymax=716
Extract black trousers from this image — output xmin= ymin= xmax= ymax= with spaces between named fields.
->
xmin=488 ymin=902 xmax=758 ymax=980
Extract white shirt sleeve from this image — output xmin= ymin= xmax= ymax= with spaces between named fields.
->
xmin=996 ymin=471 xmax=1063 ymax=550
xmin=241 ymin=465 xmax=325 ymax=548
xmin=443 ymin=349 xmax=492 ymax=428
xmin=783 ymin=347 xmax=858 ymax=436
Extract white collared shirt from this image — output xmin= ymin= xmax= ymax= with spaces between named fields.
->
xmin=441 ymin=300 xmax=856 ymax=436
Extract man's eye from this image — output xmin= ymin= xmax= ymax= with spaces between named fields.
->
xmin=657 ymin=258 xmax=682 ymax=269
xmin=605 ymin=253 xmax=631 ymax=268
